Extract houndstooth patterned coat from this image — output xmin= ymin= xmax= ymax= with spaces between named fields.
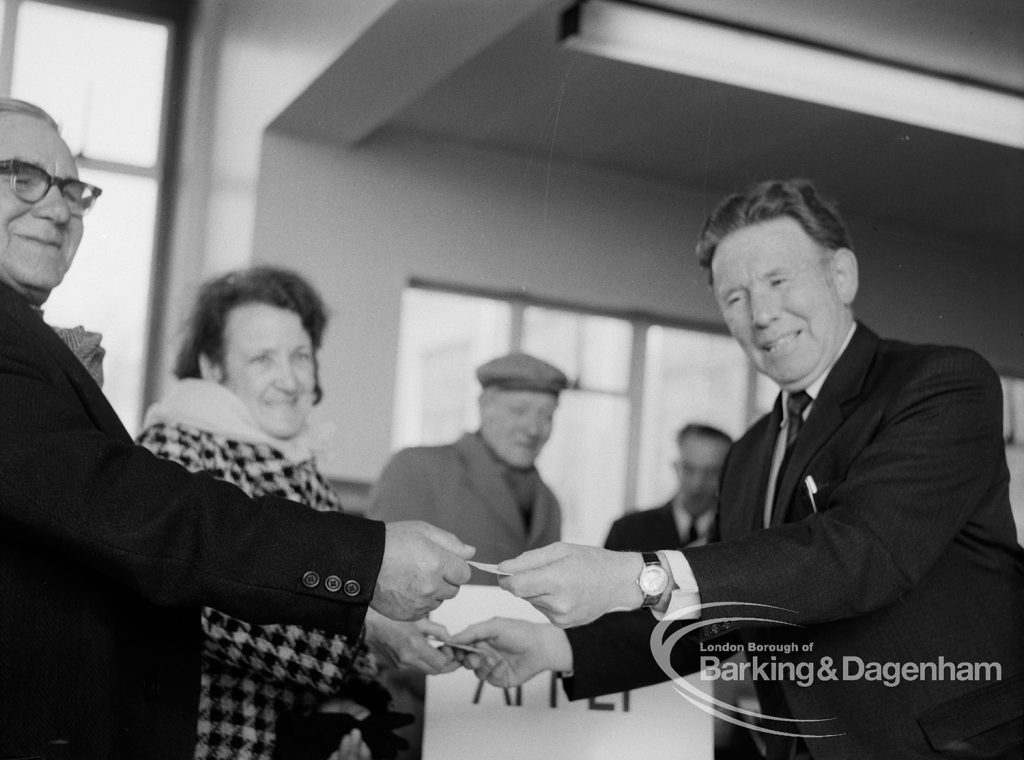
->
xmin=137 ymin=422 xmax=378 ymax=760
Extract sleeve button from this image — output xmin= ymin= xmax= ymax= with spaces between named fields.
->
xmin=343 ymin=579 xmax=361 ymax=597
xmin=301 ymin=571 xmax=320 ymax=588
xmin=324 ymin=575 xmax=342 ymax=593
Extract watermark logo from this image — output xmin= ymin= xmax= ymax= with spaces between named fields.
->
xmin=649 ymin=602 xmax=1002 ymax=740
xmin=650 ymin=601 xmax=841 ymax=740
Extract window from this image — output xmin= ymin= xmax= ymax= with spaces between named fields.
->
xmin=391 ymin=288 xmax=511 ymax=448
xmin=392 ymin=284 xmax=759 ymax=545
xmin=522 ymin=306 xmax=635 ymax=544
xmin=637 ymin=326 xmax=753 ymax=507
xmin=1 ymin=0 xmax=187 ymax=432
xmin=394 ymin=286 xmax=1024 ymax=547
xmin=1001 ymin=376 xmax=1024 ymax=545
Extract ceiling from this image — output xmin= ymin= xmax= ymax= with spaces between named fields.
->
xmin=274 ymin=0 xmax=1024 ymax=256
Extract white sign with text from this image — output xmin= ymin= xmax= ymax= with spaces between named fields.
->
xmin=423 ymin=584 xmax=713 ymax=759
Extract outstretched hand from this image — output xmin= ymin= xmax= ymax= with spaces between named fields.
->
xmin=495 ymin=543 xmax=642 ymax=627
xmin=448 ymin=617 xmax=572 ymax=688
xmin=371 ymin=521 xmax=474 ymax=621
xmin=363 ymin=608 xmax=460 ymax=675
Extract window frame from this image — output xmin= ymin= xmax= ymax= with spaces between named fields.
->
xmin=405 ymin=277 xmax=758 ymax=513
xmin=401 ymin=279 xmax=1024 ymax=541
xmin=0 ymin=0 xmax=194 ymax=428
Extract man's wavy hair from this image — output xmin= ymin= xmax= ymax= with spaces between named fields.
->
xmin=695 ymin=178 xmax=853 ymax=284
xmin=174 ymin=266 xmax=329 ymax=404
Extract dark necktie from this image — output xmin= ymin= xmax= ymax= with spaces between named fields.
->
xmin=773 ymin=390 xmax=812 ymax=515
xmin=784 ymin=390 xmax=812 ymax=450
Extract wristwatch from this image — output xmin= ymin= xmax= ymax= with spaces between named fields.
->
xmin=636 ymin=551 xmax=670 ymax=608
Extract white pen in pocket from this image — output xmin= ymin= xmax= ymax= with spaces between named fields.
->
xmin=804 ymin=475 xmax=819 ymax=512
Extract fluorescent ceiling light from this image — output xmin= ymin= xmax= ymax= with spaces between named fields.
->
xmin=563 ymin=0 xmax=1024 ymax=149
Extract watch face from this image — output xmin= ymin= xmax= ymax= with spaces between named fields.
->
xmin=640 ymin=564 xmax=669 ymax=596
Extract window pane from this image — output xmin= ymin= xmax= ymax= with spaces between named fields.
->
xmin=1001 ymin=377 xmax=1024 ymax=444
xmin=522 ymin=307 xmax=632 ymax=392
xmin=636 ymin=327 xmax=751 ymax=507
xmin=1006 ymin=445 xmax=1024 ymax=546
xmin=1001 ymin=377 xmax=1024 ymax=546
xmin=391 ymin=289 xmax=511 ymax=448
xmin=41 ymin=170 xmax=157 ymax=432
xmin=12 ymin=1 xmax=168 ymax=166
xmin=538 ymin=391 xmax=630 ymax=546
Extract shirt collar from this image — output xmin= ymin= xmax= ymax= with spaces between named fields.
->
xmin=782 ymin=322 xmax=857 ymax=423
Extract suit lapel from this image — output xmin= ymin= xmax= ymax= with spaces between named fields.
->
xmin=772 ymin=324 xmax=878 ymax=525
xmin=453 ymin=433 xmax=524 ymax=539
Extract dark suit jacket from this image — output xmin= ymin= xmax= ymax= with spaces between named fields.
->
xmin=604 ymin=501 xmax=679 ymax=551
xmin=0 ymin=284 xmax=385 ymax=760
xmin=368 ymin=433 xmax=560 ymax=583
xmin=565 ymin=324 xmax=1024 ymax=759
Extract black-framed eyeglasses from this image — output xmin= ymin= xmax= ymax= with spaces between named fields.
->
xmin=0 ymin=159 xmax=103 ymax=216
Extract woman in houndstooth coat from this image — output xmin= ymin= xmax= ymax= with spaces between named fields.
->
xmin=139 ymin=267 xmax=392 ymax=760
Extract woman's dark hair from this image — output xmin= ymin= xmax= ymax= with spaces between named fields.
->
xmin=174 ymin=266 xmax=329 ymax=403
xmin=695 ymin=178 xmax=853 ymax=283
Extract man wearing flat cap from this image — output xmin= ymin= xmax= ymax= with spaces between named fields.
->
xmin=369 ymin=351 xmax=568 ymax=578
xmin=367 ymin=352 xmax=568 ymax=758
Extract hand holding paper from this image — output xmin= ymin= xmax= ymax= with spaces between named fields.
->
xmin=468 ymin=560 xmax=510 ymax=576
xmin=495 ymin=542 xmax=642 ymax=627
xmin=363 ymin=608 xmax=460 ymax=674
xmin=449 ymin=616 xmax=572 ymax=688
xmin=370 ymin=521 xmax=474 ymax=621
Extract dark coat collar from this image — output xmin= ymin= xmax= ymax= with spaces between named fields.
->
xmin=771 ymin=322 xmax=880 ymax=525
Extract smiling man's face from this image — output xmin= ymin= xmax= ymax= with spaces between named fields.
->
xmin=0 ymin=112 xmax=83 ymax=306
xmin=711 ymin=216 xmax=857 ymax=392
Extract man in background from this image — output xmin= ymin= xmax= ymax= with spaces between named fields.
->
xmin=605 ymin=422 xmax=732 ymax=551
xmin=368 ymin=350 xmax=567 ymax=758
xmin=604 ymin=422 xmax=756 ymax=760
xmin=369 ymin=350 xmax=568 ymax=574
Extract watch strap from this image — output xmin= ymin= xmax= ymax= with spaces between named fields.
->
xmin=638 ymin=551 xmax=667 ymax=607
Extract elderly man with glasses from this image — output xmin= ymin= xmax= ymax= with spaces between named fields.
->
xmin=0 ymin=97 xmax=475 ymax=760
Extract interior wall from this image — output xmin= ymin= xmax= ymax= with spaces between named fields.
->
xmin=156 ymin=0 xmax=395 ymax=395
xmin=252 ymin=129 xmax=712 ymax=481
xmin=253 ymin=128 xmax=1024 ymax=483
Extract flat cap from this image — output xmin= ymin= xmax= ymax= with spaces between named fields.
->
xmin=476 ymin=352 xmax=569 ymax=395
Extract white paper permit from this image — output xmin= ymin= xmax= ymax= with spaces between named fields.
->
xmin=423 ymin=584 xmax=713 ymax=760
xmin=427 ymin=634 xmax=485 ymax=654
xmin=468 ymin=560 xmax=511 ymax=576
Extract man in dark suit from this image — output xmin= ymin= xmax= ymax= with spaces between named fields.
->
xmin=605 ymin=423 xmax=732 ymax=551
xmin=455 ymin=179 xmax=1024 ymax=759
xmin=0 ymin=97 xmax=474 ymax=760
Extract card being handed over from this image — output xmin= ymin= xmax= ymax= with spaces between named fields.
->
xmin=468 ymin=560 xmax=510 ymax=576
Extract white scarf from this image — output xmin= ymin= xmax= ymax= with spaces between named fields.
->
xmin=142 ymin=378 xmax=327 ymax=464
